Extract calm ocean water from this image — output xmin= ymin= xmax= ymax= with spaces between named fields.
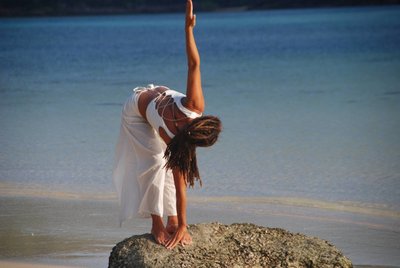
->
xmin=1 ymin=6 xmax=400 ymax=266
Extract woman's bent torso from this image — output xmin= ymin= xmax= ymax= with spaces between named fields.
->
xmin=137 ymin=86 xmax=192 ymax=144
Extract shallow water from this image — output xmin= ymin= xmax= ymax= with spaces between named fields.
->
xmin=1 ymin=5 xmax=400 ymax=266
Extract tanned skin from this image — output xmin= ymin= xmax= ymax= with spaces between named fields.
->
xmin=137 ymin=0 xmax=204 ymax=249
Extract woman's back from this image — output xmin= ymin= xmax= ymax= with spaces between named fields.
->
xmin=137 ymin=85 xmax=201 ymax=144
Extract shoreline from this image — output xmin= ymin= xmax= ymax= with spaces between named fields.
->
xmin=0 ymin=182 xmax=399 ymax=221
xmin=0 ymin=261 xmax=76 ymax=268
xmin=0 ymin=195 xmax=399 ymax=267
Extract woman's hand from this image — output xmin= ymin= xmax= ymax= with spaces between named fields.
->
xmin=165 ymin=225 xmax=192 ymax=249
xmin=185 ymin=0 xmax=196 ymax=30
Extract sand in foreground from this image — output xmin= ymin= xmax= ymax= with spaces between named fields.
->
xmin=0 ymin=260 xmax=398 ymax=268
xmin=1 ymin=196 xmax=399 ymax=267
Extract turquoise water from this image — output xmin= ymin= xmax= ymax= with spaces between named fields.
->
xmin=1 ymin=6 xmax=400 ymax=266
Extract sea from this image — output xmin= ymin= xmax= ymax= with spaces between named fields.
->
xmin=0 ymin=5 xmax=399 ymax=267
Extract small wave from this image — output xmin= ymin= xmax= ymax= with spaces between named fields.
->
xmin=299 ymin=89 xmax=326 ymax=95
xmin=188 ymin=196 xmax=400 ymax=219
xmin=1 ymin=182 xmax=399 ymax=220
xmin=383 ymin=91 xmax=400 ymax=96
xmin=0 ymin=182 xmax=116 ymax=201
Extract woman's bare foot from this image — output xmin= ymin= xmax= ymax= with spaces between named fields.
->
xmin=166 ymin=216 xmax=179 ymax=235
xmin=151 ymin=214 xmax=170 ymax=245
xmin=151 ymin=227 xmax=170 ymax=246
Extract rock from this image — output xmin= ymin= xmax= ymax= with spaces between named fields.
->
xmin=109 ymin=222 xmax=353 ymax=268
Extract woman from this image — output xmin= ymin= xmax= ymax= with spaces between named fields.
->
xmin=112 ymin=0 xmax=222 ymax=250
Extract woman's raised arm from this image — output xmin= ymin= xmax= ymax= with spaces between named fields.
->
xmin=185 ymin=0 xmax=204 ymax=114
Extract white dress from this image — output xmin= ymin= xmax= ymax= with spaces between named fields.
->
xmin=112 ymin=85 xmax=177 ymax=226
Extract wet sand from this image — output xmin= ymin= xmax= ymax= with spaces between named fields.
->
xmin=0 ymin=195 xmax=399 ymax=267
xmin=0 ymin=261 xmax=76 ymax=268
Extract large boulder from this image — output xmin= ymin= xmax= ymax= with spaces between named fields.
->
xmin=109 ymin=222 xmax=353 ymax=268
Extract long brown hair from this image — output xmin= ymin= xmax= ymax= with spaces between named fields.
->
xmin=164 ymin=115 xmax=222 ymax=187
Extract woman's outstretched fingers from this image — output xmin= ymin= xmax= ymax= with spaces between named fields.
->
xmin=187 ymin=0 xmax=193 ymax=16
xmin=180 ymin=232 xmax=192 ymax=247
xmin=186 ymin=0 xmax=196 ymax=28
xmin=165 ymin=226 xmax=187 ymax=249
xmin=165 ymin=233 xmax=181 ymax=249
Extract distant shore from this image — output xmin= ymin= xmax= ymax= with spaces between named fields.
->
xmin=1 ymin=0 xmax=400 ymax=17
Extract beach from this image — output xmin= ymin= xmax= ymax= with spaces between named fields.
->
xmin=1 ymin=6 xmax=399 ymax=267
xmin=1 ymin=187 xmax=399 ymax=267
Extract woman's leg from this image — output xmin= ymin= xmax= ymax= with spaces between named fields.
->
xmin=163 ymin=169 xmax=178 ymax=234
xmin=166 ymin=216 xmax=178 ymax=234
xmin=151 ymin=214 xmax=170 ymax=245
xmin=163 ymin=170 xmax=191 ymax=246
xmin=138 ymin=156 xmax=177 ymax=244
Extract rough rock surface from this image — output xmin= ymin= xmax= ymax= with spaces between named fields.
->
xmin=109 ymin=222 xmax=353 ymax=268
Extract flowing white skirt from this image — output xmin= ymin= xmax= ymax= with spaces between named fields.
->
xmin=112 ymin=86 xmax=177 ymax=226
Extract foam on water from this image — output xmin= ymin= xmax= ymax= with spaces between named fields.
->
xmin=1 ymin=181 xmax=399 ymax=230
